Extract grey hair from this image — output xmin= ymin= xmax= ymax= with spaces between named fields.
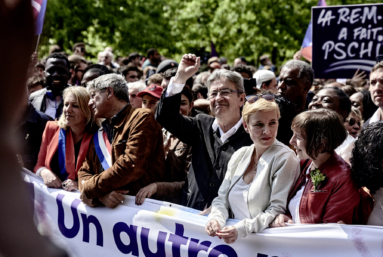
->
xmin=104 ymin=50 xmax=114 ymax=59
xmin=283 ymin=60 xmax=314 ymax=85
xmin=206 ymin=69 xmax=245 ymax=93
xmin=127 ymin=81 xmax=146 ymax=92
xmin=87 ymin=74 xmax=129 ymax=103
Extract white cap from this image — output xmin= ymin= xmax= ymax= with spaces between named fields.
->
xmin=253 ymin=70 xmax=276 ymax=89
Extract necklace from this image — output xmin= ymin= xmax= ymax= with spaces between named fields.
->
xmin=253 ymin=160 xmax=258 ymax=174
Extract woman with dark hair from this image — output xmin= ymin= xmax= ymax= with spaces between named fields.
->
xmin=351 ymin=121 xmax=383 ymax=225
xmin=270 ymin=109 xmax=360 ymax=227
xmin=350 ymin=91 xmax=378 ymax=122
xmin=309 ymin=87 xmax=354 ymax=163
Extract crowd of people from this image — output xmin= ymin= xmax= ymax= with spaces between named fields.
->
xmin=19 ymin=43 xmax=383 ymax=245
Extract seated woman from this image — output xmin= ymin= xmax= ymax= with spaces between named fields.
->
xmin=270 ymin=109 xmax=360 ymax=227
xmin=205 ymin=96 xmax=300 ymax=244
xmin=309 ymin=87 xmax=354 ymax=163
xmin=351 ymin=121 xmax=383 ymax=225
xmin=34 ymin=87 xmax=96 ymax=191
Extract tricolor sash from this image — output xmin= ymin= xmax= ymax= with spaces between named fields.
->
xmin=94 ymin=130 xmax=112 ymax=170
xmin=57 ymin=128 xmax=93 ymax=180
xmin=58 ymin=128 xmax=69 ymax=179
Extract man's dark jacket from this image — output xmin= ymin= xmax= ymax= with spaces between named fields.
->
xmin=29 ymin=87 xmax=65 ymax=119
xmin=156 ymin=92 xmax=253 ymax=211
xmin=17 ymin=104 xmax=52 ymax=171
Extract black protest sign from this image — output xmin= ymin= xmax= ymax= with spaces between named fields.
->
xmin=312 ymin=4 xmax=383 ymax=79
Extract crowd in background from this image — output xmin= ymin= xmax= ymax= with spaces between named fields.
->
xmin=19 ymin=41 xmax=383 ymax=244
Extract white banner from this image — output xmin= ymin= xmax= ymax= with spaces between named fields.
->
xmin=23 ymin=169 xmax=383 ymax=257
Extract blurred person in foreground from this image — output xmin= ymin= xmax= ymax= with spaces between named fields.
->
xmin=205 ymin=96 xmax=299 ymax=244
xmin=156 ymin=54 xmax=253 ymax=210
xmin=270 ymin=109 xmax=360 ymax=227
xmin=78 ymin=74 xmax=165 ymax=208
xmin=34 ymin=87 xmax=96 ymax=191
xmin=0 ymin=0 xmax=68 ymax=255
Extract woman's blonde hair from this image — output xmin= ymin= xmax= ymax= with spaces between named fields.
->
xmin=58 ymin=87 xmax=94 ymax=130
xmin=242 ymin=98 xmax=280 ymax=124
xmin=349 ymin=108 xmax=363 ymax=123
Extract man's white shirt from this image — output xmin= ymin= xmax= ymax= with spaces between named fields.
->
xmin=165 ymin=77 xmax=243 ymax=143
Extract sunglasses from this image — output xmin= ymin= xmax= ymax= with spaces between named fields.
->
xmin=346 ymin=117 xmax=361 ymax=126
xmin=246 ymin=94 xmax=275 ymax=103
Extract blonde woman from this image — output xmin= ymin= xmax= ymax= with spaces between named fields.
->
xmin=34 ymin=87 xmax=97 ymax=191
xmin=205 ymin=95 xmax=300 ymax=244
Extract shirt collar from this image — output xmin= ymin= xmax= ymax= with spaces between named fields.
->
xmin=370 ymin=108 xmax=383 ymax=123
xmin=212 ymin=117 xmax=243 ymax=135
xmin=102 ymin=104 xmax=130 ymax=128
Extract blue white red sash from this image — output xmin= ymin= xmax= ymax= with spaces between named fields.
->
xmin=94 ymin=130 xmax=112 ymax=170
xmin=58 ymin=128 xmax=69 ymax=179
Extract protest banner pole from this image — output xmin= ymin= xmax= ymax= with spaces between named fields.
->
xmin=35 ymin=34 xmax=41 ymax=52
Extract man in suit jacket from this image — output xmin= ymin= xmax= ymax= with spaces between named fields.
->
xmin=156 ymin=54 xmax=253 ymax=211
xmin=78 ymin=74 xmax=165 ymax=208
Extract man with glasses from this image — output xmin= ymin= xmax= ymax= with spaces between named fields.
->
xmin=156 ymin=54 xmax=252 ymax=211
xmin=277 ymin=60 xmax=314 ymax=114
xmin=78 ymin=74 xmax=165 ymax=208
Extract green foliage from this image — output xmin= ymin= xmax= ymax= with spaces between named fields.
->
xmin=38 ymin=0 xmax=370 ymax=66
xmin=39 ymin=0 xmax=172 ymax=61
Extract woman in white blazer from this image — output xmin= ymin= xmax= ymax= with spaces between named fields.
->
xmin=205 ymin=95 xmax=300 ymax=244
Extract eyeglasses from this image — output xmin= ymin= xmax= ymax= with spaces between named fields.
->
xmin=208 ymin=88 xmax=243 ymax=99
xmin=246 ymin=94 xmax=275 ymax=103
xmin=128 ymin=75 xmax=139 ymax=79
xmin=346 ymin=117 xmax=361 ymax=126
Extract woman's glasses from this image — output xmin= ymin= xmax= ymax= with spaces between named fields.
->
xmin=246 ymin=94 xmax=275 ymax=103
xmin=346 ymin=117 xmax=361 ymax=127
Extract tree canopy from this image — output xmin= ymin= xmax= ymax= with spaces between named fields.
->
xmin=38 ymin=0 xmax=374 ymax=66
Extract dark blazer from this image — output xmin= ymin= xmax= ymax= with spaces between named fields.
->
xmin=156 ymin=92 xmax=253 ymax=210
xmin=17 ymin=104 xmax=52 ymax=171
